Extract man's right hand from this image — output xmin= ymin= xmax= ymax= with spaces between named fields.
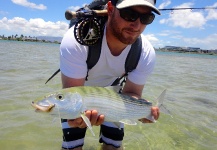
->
xmin=67 ymin=110 xmax=105 ymax=128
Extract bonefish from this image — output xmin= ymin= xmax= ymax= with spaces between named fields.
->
xmin=32 ymin=86 xmax=167 ymax=136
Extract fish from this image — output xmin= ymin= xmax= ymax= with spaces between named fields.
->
xmin=31 ymin=86 xmax=167 ymax=136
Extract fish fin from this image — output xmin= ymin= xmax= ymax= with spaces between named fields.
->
xmin=155 ymin=89 xmax=167 ymax=107
xmin=155 ymin=89 xmax=173 ymax=118
xmin=119 ymin=119 xmax=137 ymax=125
xmin=80 ymin=113 xmax=95 ymax=136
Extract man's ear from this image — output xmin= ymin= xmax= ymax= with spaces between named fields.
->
xmin=107 ymin=1 xmax=114 ymax=16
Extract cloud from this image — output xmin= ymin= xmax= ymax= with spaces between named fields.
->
xmin=68 ymin=6 xmax=81 ymax=12
xmin=144 ymin=34 xmax=159 ymax=42
xmin=206 ymin=2 xmax=217 ymax=20
xmin=183 ymin=34 xmax=217 ymax=49
xmin=0 ymin=10 xmax=9 ymax=16
xmin=11 ymin=0 xmax=47 ymax=10
xmin=158 ymin=30 xmax=181 ymax=37
xmin=148 ymin=29 xmax=217 ymax=49
xmin=158 ymin=0 xmax=171 ymax=9
xmin=155 ymin=33 xmax=217 ymax=50
xmin=0 ymin=17 xmax=68 ymax=36
xmin=68 ymin=4 xmax=88 ymax=11
xmin=143 ymin=33 xmax=162 ymax=47
xmin=159 ymin=3 xmax=206 ymax=28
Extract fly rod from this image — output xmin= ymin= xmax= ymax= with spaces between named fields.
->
xmin=65 ymin=7 xmax=217 ymax=20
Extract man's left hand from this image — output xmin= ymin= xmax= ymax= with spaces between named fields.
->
xmin=139 ymin=106 xmax=160 ymax=123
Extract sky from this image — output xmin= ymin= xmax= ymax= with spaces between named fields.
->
xmin=0 ymin=0 xmax=217 ymax=50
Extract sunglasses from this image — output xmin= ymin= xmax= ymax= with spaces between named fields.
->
xmin=118 ymin=8 xmax=155 ymax=25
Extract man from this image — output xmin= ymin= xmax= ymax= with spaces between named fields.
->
xmin=60 ymin=0 xmax=161 ymax=149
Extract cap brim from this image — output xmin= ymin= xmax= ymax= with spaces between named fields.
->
xmin=116 ymin=0 xmax=161 ymax=15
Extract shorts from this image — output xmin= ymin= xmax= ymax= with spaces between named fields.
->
xmin=61 ymin=119 xmax=124 ymax=149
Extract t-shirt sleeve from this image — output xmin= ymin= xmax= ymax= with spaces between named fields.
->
xmin=127 ymin=36 xmax=156 ymax=85
xmin=59 ymin=27 xmax=88 ymax=79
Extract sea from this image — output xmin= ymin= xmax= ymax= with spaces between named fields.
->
xmin=0 ymin=40 xmax=216 ymax=150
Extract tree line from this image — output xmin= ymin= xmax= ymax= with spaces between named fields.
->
xmin=0 ymin=34 xmax=60 ymax=44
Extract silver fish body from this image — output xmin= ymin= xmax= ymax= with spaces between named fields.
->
xmin=32 ymin=86 xmax=166 ymax=125
xmin=81 ymin=89 xmax=153 ymax=124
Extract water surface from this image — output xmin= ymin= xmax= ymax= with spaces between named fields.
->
xmin=0 ymin=40 xmax=216 ymax=150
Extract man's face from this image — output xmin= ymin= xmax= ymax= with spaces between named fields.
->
xmin=108 ymin=6 xmax=152 ymax=45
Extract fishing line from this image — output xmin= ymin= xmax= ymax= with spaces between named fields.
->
xmin=159 ymin=7 xmax=217 ymax=11
xmin=159 ymin=7 xmax=217 ymax=15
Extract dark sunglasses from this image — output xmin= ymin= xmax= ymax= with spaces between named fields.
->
xmin=118 ymin=8 xmax=155 ymax=25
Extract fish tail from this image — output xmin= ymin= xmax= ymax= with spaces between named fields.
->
xmin=156 ymin=89 xmax=173 ymax=117
xmin=156 ymin=89 xmax=167 ymax=107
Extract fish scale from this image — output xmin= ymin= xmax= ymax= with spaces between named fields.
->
xmin=83 ymin=97 xmax=150 ymax=122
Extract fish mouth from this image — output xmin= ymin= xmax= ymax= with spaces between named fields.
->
xmin=31 ymin=101 xmax=55 ymax=112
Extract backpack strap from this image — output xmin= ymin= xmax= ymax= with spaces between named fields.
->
xmin=45 ymin=68 xmax=60 ymax=84
xmin=85 ymin=38 xmax=102 ymax=80
xmin=125 ymin=36 xmax=142 ymax=73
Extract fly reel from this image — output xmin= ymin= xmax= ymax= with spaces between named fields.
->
xmin=74 ymin=18 xmax=102 ymax=46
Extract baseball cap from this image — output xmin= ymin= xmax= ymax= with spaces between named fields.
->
xmin=112 ymin=0 xmax=161 ymax=15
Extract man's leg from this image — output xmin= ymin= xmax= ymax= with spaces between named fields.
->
xmin=99 ymin=122 xmax=124 ymax=150
xmin=61 ymin=119 xmax=87 ymax=150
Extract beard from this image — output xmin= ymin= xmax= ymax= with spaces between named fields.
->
xmin=108 ymin=11 xmax=140 ymax=45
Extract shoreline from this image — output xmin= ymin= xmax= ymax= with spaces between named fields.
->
xmin=1 ymin=38 xmax=216 ymax=56
xmin=155 ymin=49 xmax=217 ymax=56
xmin=0 ymin=37 xmax=61 ymax=44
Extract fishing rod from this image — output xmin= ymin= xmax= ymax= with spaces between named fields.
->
xmin=65 ymin=9 xmax=107 ymax=20
xmin=159 ymin=7 xmax=217 ymax=11
xmin=65 ymin=7 xmax=217 ymax=20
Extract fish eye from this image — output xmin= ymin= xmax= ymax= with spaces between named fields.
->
xmin=56 ymin=94 xmax=64 ymax=100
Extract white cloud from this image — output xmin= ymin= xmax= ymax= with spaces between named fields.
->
xmin=159 ymin=3 xmax=206 ymax=28
xmin=11 ymin=0 xmax=47 ymax=10
xmin=68 ymin=6 xmax=81 ymax=12
xmin=147 ymin=29 xmax=217 ymax=49
xmin=183 ymin=34 xmax=217 ymax=49
xmin=206 ymin=2 xmax=217 ymax=20
xmin=144 ymin=34 xmax=159 ymax=42
xmin=155 ymin=34 xmax=217 ymax=50
xmin=0 ymin=10 xmax=9 ymax=16
xmin=158 ymin=30 xmax=181 ymax=37
xmin=68 ymin=4 xmax=88 ymax=11
xmin=158 ymin=0 xmax=171 ymax=9
xmin=0 ymin=17 xmax=68 ymax=36
xmin=143 ymin=33 xmax=162 ymax=47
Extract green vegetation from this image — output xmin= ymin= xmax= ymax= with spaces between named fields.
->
xmin=0 ymin=34 xmax=61 ymax=44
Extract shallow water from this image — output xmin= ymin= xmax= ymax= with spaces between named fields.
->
xmin=0 ymin=40 xmax=216 ymax=150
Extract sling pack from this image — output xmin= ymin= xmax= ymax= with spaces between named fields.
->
xmin=45 ymin=0 xmax=142 ymax=85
